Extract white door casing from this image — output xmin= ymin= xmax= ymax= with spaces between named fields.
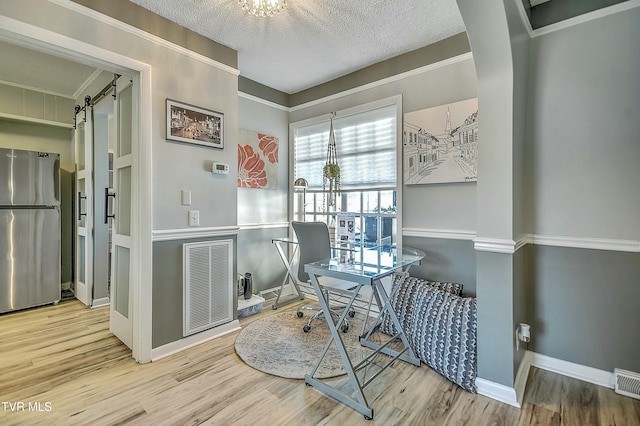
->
xmin=3 ymin=10 xmax=155 ymax=363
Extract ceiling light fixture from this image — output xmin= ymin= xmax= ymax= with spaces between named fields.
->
xmin=239 ymin=0 xmax=287 ymax=17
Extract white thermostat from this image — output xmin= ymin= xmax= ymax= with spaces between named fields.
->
xmin=212 ymin=162 xmax=229 ymax=175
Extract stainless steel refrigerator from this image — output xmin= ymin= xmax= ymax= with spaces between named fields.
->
xmin=1 ymin=148 xmax=61 ymax=314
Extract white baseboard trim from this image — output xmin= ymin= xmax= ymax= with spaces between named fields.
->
xmin=477 ymin=351 xmax=614 ymax=409
xmin=475 ymin=378 xmax=521 ymax=408
xmin=151 ymin=320 xmax=240 ymax=361
xmin=90 ymin=297 xmax=110 ymax=309
xmin=528 ymin=351 xmax=615 ymax=389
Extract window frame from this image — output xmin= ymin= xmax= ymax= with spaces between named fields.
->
xmin=288 ymin=95 xmax=404 ymax=249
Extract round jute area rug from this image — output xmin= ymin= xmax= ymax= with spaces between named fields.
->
xmin=234 ymin=310 xmax=371 ymax=379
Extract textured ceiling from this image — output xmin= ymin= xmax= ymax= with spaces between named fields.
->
xmin=0 ymin=0 xmax=465 ymax=98
xmin=130 ymin=0 xmax=466 ymax=94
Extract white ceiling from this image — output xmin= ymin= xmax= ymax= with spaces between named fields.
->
xmin=0 ymin=0 xmax=466 ymax=97
xmin=131 ymin=0 xmax=466 ymax=94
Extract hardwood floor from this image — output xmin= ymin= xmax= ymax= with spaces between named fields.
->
xmin=1 ymin=300 xmax=638 ymax=425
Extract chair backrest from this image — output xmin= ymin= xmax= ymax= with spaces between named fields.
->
xmin=292 ymin=221 xmax=331 ymax=283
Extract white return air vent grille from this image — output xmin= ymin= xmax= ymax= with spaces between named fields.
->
xmin=183 ymin=240 xmax=233 ymax=337
xmin=614 ymin=368 xmax=640 ymax=400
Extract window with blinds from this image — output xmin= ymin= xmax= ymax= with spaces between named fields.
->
xmin=294 ymin=104 xmax=397 ymax=189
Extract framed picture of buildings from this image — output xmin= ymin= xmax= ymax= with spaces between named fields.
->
xmin=403 ymin=98 xmax=478 ymax=185
xmin=166 ymin=99 xmax=224 ymax=149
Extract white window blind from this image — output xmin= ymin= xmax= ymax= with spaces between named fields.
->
xmin=294 ymin=104 xmax=397 ymax=189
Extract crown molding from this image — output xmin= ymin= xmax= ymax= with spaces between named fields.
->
xmin=49 ymin=0 xmax=240 ymax=77
xmin=516 ymin=0 xmax=640 ymax=39
xmin=238 ymin=91 xmax=289 ymax=111
xmin=290 ymin=52 xmax=473 ymax=112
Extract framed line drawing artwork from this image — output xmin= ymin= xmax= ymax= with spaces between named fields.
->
xmin=404 ymin=98 xmax=478 ymax=185
xmin=166 ymin=99 xmax=224 ymax=149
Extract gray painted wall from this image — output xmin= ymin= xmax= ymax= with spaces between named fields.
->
xmin=237 ymin=97 xmax=289 ymax=227
xmin=527 ymin=246 xmax=640 ymax=372
xmin=237 ymin=227 xmax=289 ymax=294
xmin=457 ymin=0 xmax=524 ymax=387
xmin=237 ymin=96 xmax=290 ymax=293
xmin=289 ymin=56 xmax=478 ymax=236
xmin=152 ymin=236 xmax=237 ymax=348
xmin=525 ymin=7 xmax=640 ymax=241
xmin=403 ymin=236 xmax=477 ymax=296
xmin=522 ymin=5 xmax=640 ymax=372
xmin=1 ymin=1 xmax=240 ymax=350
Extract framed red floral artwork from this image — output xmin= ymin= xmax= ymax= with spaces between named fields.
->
xmin=237 ymin=129 xmax=279 ymax=189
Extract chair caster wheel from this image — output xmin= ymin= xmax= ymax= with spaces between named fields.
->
xmin=297 ymin=311 xmax=304 ymax=318
xmin=348 ymin=309 xmax=356 ymax=318
xmin=341 ymin=324 xmax=349 ymax=333
xmin=364 ymin=415 xmax=372 ymax=420
xmin=303 ymin=325 xmax=311 ymax=332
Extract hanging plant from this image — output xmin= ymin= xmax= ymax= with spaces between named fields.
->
xmin=323 ymin=112 xmax=340 ymax=210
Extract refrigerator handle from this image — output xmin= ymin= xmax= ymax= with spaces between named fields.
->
xmin=77 ymin=192 xmax=87 ymax=220
xmin=105 ymin=188 xmax=116 ymax=224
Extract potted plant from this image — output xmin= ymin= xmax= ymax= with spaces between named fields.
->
xmin=323 ymin=112 xmax=340 ymax=209
xmin=323 ymin=162 xmax=340 ymax=207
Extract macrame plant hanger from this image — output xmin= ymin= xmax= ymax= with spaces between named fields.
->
xmin=323 ymin=112 xmax=340 ymax=211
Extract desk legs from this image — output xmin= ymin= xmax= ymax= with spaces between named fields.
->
xmin=272 ymin=241 xmax=305 ymax=309
xmin=360 ymin=279 xmax=420 ymax=366
xmin=304 ymin=273 xmax=420 ymax=420
xmin=305 ymin=273 xmax=373 ymax=419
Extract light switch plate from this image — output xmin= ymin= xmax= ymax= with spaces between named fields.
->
xmin=188 ymin=210 xmax=199 ymax=227
xmin=181 ymin=190 xmax=191 ymax=206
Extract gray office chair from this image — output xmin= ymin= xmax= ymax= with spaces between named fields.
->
xmin=292 ymin=221 xmax=356 ymax=333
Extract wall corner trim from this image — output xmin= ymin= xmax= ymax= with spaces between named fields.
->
xmin=475 ymin=378 xmax=521 ymax=408
xmin=514 ymin=351 xmax=534 ymax=407
xmin=152 ymin=226 xmax=240 ymax=241
xmin=151 ymin=320 xmax=240 ymax=361
xmin=473 ymin=237 xmax=518 ymax=254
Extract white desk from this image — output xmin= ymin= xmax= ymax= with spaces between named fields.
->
xmin=303 ymin=246 xmax=425 ymax=420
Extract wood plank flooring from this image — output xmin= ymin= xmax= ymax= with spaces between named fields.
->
xmin=1 ymin=300 xmax=639 ymax=425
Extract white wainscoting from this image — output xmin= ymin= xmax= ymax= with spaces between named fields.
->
xmin=402 ymin=227 xmax=639 ymax=253
xmin=152 ymin=226 xmax=240 ymax=242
